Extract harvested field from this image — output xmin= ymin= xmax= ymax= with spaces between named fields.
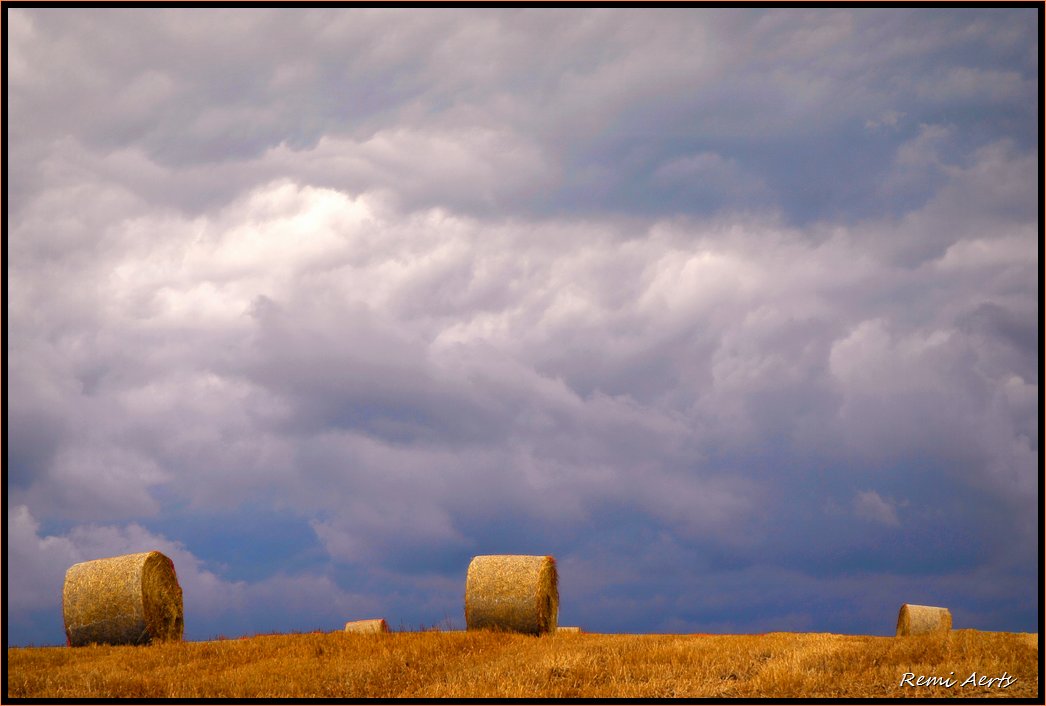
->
xmin=6 ymin=629 xmax=1038 ymax=698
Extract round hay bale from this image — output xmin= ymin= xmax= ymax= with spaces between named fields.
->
xmin=464 ymin=554 xmax=558 ymax=635
xmin=344 ymin=618 xmax=389 ymax=634
xmin=896 ymin=603 xmax=952 ymax=636
xmin=63 ymin=551 xmax=183 ymax=647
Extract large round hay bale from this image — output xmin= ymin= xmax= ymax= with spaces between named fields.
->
xmin=344 ymin=618 xmax=389 ymax=634
xmin=464 ymin=555 xmax=558 ymax=635
xmin=896 ymin=603 xmax=952 ymax=636
xmin=63 ymin=551 xmax=184 ymax=647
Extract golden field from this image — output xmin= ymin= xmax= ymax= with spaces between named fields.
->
xmin=6 ymin=628 xmax=1038 ymax=699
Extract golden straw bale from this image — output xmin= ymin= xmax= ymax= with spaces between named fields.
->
xmin=344 ymin=619 xmax=389 ymax=634
xmin=63 ymin=551 xmax=183 ymax=647
xmin=464 ymin=555 xmax=558 ymax=635
xmin=557 ymin=626 xmax=582 ymax=634
xmin=896 ymin=603 xmax=952 ymax=636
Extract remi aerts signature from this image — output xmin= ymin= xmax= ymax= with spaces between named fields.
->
xmin=899 ymin=672 xmax=1017 ymax=689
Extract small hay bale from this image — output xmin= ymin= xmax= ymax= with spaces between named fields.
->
xmin=896 ymin=603 xmax=952 ymax=636
xmin=63 ymin=551 xmax=183 ymax=647
xmin=464 ymin=554 xmax=558 ymax=635
xmin=344 ymin=619 xmax=389 ymax=634
xmin=557 ymin=626 xmax=582 ymax=634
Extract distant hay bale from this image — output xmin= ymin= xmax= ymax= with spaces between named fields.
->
xmin=344 ymin=619 xmax=389 ymax=634
xmin=557 ymin=626 xmax=582 ymax=634
xmin=63 ymin=551 xmax=183 ymax=647
xmin=464 ymin=555 xmax=558 ymax=635
xmin=896 ymin=604 xmax=952 ymax=636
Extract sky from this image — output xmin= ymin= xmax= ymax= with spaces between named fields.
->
xmin=5 ymin=7 xmax=1040 ymax=646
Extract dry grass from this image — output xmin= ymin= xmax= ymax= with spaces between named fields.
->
xmin=896 ymin=603 xmax=952 ymax=637
xmin=464 ymin=555 xmax=558 ymax=635
xmin=62 ymin=551 xmax=183 ymax=647
xmin=7 ymin=629 xmax=1037 ymax=698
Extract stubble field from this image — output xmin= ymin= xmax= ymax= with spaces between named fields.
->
xmin=6 ymin=628 xmax=1039 ymax=699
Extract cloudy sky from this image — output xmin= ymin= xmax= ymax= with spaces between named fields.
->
xmin=6 ymin=8 xmax=1039 ymax=646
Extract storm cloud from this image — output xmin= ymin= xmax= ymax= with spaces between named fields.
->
xmin=6 ymin=7 xmax=1039 ymax=645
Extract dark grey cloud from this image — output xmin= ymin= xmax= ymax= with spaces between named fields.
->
xmin=8 ymin=9 xmax=1037 ymax=221
xmin=6 ymin=8 xmax=1038 ymax=646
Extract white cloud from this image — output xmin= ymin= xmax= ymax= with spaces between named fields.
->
xmin=853 ymin=490 xmax=902 ymax=527
xmin=919 ymin=66 xmax=1032 ymax=103
xmin=10 ymin=160 xmax=1035 ymax=527
xmin=5 ymin=10 xmax=39 ymax=87
xmin=22 ymin=444 xmax=168 ymax=520
xmin=7 ymin=506 xmax=81 ymax=614
xmin=894 ymin=124 xmax=955 ymax=167
xmin=6 ymin=505 xmax=238 ymax=622
xmin=6 ymin=505 xmax=387 ymax=641
xmin=934 ymin=233 xmax=1035 ymax=272
xmin=865 ymin=110 xmax=904 ymax=131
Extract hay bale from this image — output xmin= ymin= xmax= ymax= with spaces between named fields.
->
xmin=464 ymin=554 xmax=558 ymax=635
xmin=896 ymin=604 xmax=952 ymax=636
xmin=63 ymin=551 xmax=183 ymax=647
xmin=344 ymin=619 xmax=389 ymax=634
xmin=557 ymin=626 xmax=582 ymax=634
